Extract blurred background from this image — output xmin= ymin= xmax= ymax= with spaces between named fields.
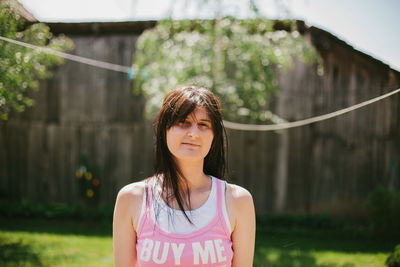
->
xmin=1 ymin=0 xmax=399 ymax=266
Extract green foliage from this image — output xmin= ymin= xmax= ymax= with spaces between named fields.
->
xmin=133 ymin=17 xmax=319 ymax=122
xmin=0 ymin=199 xmax=113 ymax=221
xmin=256 ymin=214 xmax=341 ymax=231
xmin=386 ymin=245 xmax=400 ymax=267
xmin=0 ymin=199 xmax=82 ymax=219
xmin=0 ymin=2 xmax=73 ymax=120
xmin=365 ymin=186 xmax=400 ymax=237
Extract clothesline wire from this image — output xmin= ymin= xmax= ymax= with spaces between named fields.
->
xmin=0 ymin=35 xmax=131 ymax=73
xmin=223 ymin=88 xmax=400 ymax=131
xmin=1 ymin=35 xmax=399 ymax=131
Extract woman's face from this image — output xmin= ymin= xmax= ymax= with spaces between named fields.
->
xmin=166 ymin=106 xmax=214 ymax=163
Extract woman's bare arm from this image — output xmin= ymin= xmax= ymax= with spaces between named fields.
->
xmin=227 ymin=184 xmax=256 ymax=267
xmin=112 ymin=182 xmax=145 ymax=267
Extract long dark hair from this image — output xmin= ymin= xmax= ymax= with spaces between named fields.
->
xmin=153 ymin=86 xmax=227 ymax=223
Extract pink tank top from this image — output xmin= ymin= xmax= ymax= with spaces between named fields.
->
xmin=136 ymin=178 xmax=233 ymax=266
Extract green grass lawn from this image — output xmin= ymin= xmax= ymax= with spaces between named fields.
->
xmin=254 ymin=228 xmax=393 ymax=267
xmin=0 ymin=218 xmax=396 ymax=267
xmin=0 ymin=219 xmax=113 ymax=267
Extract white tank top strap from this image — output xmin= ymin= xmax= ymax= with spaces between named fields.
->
xmin=220 ymin=179 xmax=233 ymax=235
xmin=135 ymin=179 xmax=152 ymax=235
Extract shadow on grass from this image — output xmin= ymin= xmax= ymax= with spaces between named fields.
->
xmin=254 ymin=248 xmax=355 ymax=267
xmin=0 ymin=236 xmax=46 ymax=267
xmin=0 ymin=218 xmax=111 ymax=237
xmin=256 ymin=228 xmax=396 ymax=254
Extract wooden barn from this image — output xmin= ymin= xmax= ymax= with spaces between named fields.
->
xmin=0 ymin=18 xmax=399 ymax=218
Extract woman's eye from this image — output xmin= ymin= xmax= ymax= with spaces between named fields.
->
xmin=199 ymin=123 xmax=210 ymax=128
xmin=178 ymin=120 xmax=190 ymax=126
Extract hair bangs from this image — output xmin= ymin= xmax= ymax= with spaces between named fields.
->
xmin=166 ymin=90 xmax=209 ymax=128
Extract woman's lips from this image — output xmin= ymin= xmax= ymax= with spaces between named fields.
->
xmin=182 ymin=142 xmax=200 ymax=147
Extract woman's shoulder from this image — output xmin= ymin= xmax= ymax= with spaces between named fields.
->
xmin=114 ymin=179 xmax=151 ymax=229
xmin=216 ymin=179 xmax=255 ymax=231
xmin=222 ymin=180 xmax=254 ymax=208
xmin=113 ymin=178 xmax=153 ymax=232
xmin=115 ymin=179 xmax=149 ymax=207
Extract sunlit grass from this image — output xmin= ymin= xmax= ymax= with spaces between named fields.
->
xmin=313 ymin=251 xmax=387 ymax=267
xmin=0 ymin=231 xmax=113 ymax=267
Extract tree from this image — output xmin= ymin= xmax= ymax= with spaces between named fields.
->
xmin=132 ymin=17 xmax=319 ymax=122
xmin=0 ymin=2 xmax=73 ymax=120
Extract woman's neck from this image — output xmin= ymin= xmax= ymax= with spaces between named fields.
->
xmin=176 ymin=159 xmax=210 ymax=192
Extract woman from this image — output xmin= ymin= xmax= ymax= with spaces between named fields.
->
xmin=113 ymin=86 xmax=255 ymax=266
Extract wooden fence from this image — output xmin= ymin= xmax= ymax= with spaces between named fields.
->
xmin=0 ymin=22 xmax=399 ymax=217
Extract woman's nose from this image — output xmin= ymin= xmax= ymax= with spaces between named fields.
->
xmin=187 ymin=125 xmax=199 ymax=137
